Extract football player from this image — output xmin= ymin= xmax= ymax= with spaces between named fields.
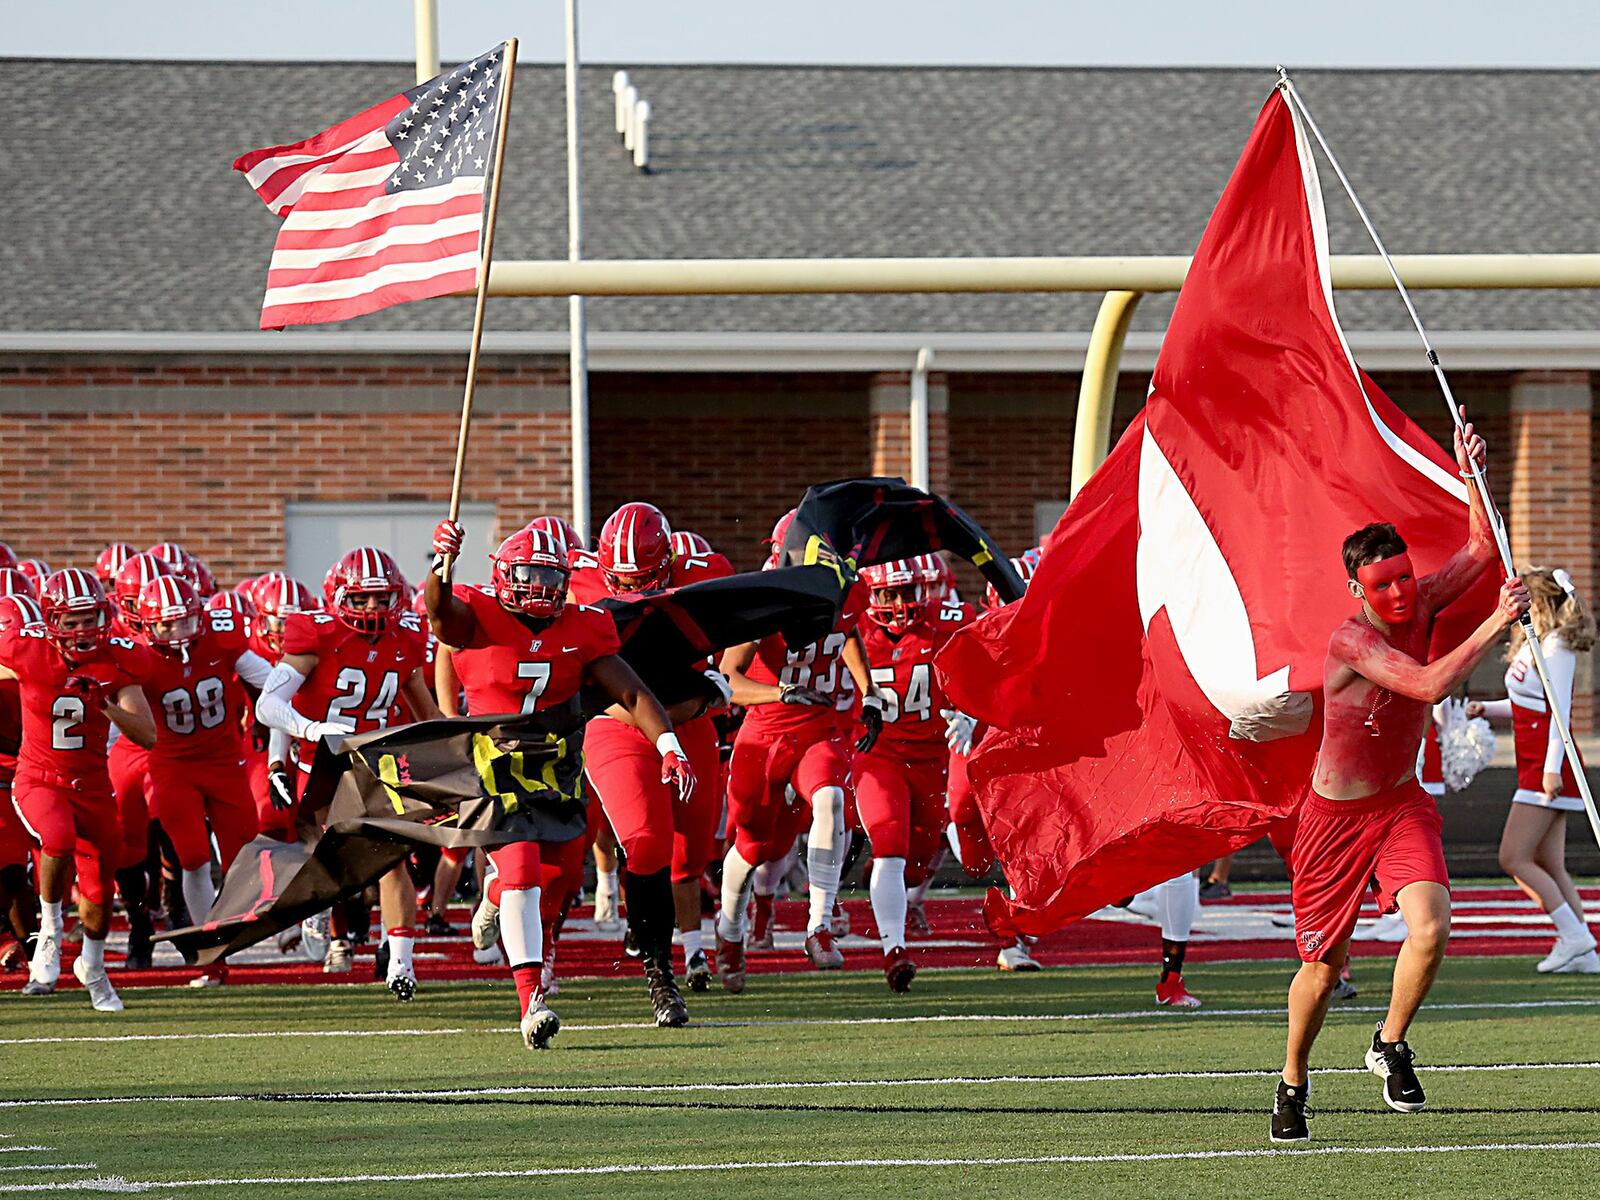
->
xmin=427 ymin=519 xmax=694 ymax=1043
xmin=713 ymin=509 xmax=882 ymax=993
xmin=256 ymin=548 xmax=438 ymax=1000
xmin=0 ymin=569 xmax=156 ymax=1011
xmin=0 ymin=592 xmax=41 ymax=972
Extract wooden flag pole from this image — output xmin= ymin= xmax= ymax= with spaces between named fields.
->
xmin=442 ymin=37 xmax=518 ymax=582
xmin=1280 ymin=70 xmax=1600 ymax=848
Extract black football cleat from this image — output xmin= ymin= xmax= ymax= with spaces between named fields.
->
xmin=646 ymin=962 xmax=690 ymax=1028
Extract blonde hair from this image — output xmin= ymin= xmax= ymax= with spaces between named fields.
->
xmin=1508 ymin=566 xmax=1596 ymax=657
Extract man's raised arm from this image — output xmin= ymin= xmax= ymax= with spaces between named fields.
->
xmin=1421 ymin=410 xmax=1500 ymax=614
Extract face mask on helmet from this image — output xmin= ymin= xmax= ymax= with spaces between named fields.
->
xmin=495 ymin=560 xmax=568 ymax=622
xmin=335 ymin=585 xmax=399 ymax=635
xmin=48 ymin=605 xmax=111 ymax=660
xmin=868 ymin=582 xmax=927 ymax=634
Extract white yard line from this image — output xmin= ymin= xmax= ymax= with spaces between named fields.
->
xmin=3 ymin=996 xmax=1598 ymax=1049
xmin=2 ymin=1143 xmax=1600 ymax=1191
xmin=2 ymin=1059 xmax=1596 ymax=1110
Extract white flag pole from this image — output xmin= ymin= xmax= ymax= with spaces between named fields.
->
xmin=564 ymin=0 xmax=591 ymax=542
xmin=1277 ymin=69 xmax=1600 ymax=847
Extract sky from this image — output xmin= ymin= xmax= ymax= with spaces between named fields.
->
xmin=12 ymin=0 xmax=1600 ymax=67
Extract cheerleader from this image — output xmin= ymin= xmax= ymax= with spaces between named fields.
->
xmin=1467 ymin=567 xmax=1598 ymax=974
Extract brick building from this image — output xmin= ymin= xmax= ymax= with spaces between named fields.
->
xmin=3 ymin=61 xmax=1598 ymax=725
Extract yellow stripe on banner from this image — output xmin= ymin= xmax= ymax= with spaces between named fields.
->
xmin=376 ymin=754 xmax=407 ymax=815
xmin=471 ymin=732 xmax=518 ymax=815
xmin=972 ymin=549 xmax=994 ymax=568
xmin=803 ymin=535 xmax=850 ymax=590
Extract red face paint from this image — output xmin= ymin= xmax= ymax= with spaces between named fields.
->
xmin=1355 ymin=552 xmax=1418 ymax=626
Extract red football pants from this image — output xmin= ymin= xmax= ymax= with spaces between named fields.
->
xmin=584 ymin=715 xmax=721 ymax=881
xmin=11 ymin=766 xmax=119 ymax=906
xmin=148 ymin=754 xmax=260 ymax=873
xmin=945 ymin=748 xmax=996 ymax=877
xmin=107 ymin=737 xmax=151 ymax=870
xmin=725 ymin=719 xmax=852 ymax=867
xmin=853 ymin=750 xmax=948 ymax=885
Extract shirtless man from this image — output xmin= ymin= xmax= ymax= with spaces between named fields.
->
xmin=1272 ymin=414 xmax=1528 ymax=1142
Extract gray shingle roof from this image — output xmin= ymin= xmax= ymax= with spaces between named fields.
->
xmin=6 ymin=61 xmax=1599 ymax=334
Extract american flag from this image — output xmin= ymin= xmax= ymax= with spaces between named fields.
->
xmin=235 ymin=44 xmax=508 ymax=330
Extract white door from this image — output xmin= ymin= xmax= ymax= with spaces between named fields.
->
xmin=284 ymin=502 xmax=497 ymax=590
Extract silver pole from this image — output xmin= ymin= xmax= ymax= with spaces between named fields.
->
xmin=1279 ymin=69 xmax=1600 ymax=847
xmin=565 ymin=0 xmax=591 ymax=542
xmin=909 ymin=347 xmax=932 ymax=491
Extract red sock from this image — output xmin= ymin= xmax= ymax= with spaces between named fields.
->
xmin=512 ymin=962 xmax=543 ymax=1017
xmin=488 ymin=877 xmax=503 ymax=906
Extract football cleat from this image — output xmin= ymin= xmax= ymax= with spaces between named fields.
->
xmin=883 ymin=946 xmax=917 ymax=993
xmin=1155 ymin=973 xmax=1201 ymax=1008
xmin=1365 ymin=1023 xmax=1426 ymax=1112
xmin=1332 ymin=975 xmax=1359 ymax=1001
xmin=323 ymin=938 xmax=352 ymax=974
xmin=1553 ymin=949 xmax=1600 ymax=974
xmin=592 ymin=885 xmax=623 ymax=934
xmin=470 ymin=894 xmax=501 ymax=952
xmin=124 ymin=919 xmax=155 ymax=971
xmin=715 ymin=930 xmax=747 ymax=994
xmin=646 ymin=962 xmax=690 ymax=1028
xmin=1199 ymin=879 xmax=1233 ymax=901
xmin=905 ymin=898 xmax=930 ymax=937
xmin=685 ymin=949 xmax=712 ymax=993
xmin=832 ymin=899 xmax=852 ymax=938
xmin=1356 ymin=911 xmax=1409 ymax=943
xmin=521 ymin=999 xmax=561 ymax=1050
xmin=749 ymin=894 xmax=776 ymax=950
xmin=623 ymin=926 xmax=642 ymax=958
xmin=1537 ymin=931 xmax=1598 ymax=973
xmin=386 ymin=965 xmax=418 ymax=1003
xmin=424 ymin=912 xmax=456 ymax=938
xmin=472 ymin=944 xmax=506 ymax=967
xmin=1270 ymin=1079 xmax=1313 ymax=1143
xmin=0 ymin=937 xmax=26 ymax=974
xmin=74 ymin=957 xmax=125 ymax=1013
xmin=300 ymin=910 xmax=331 ymax=963
xmin=188 ymin=964 xmax=227 ymax=989
xmin=23 ymin=932 xmax=61 ymax=994
xmin=804 ymin=927 xmax=844 ymax=970
xmin=996 ymin=937 xmax=1041 ymax=972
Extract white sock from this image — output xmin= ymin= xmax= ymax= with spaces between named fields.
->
xmin=806 ymin=786 xmax=846 ymax=932
xmin=388 ymin=933 xmax=414 ymax=976
xmin=81 ymin=936 xmax=105 ymax=974
xmin=40 ymin=900 xmax=63 ymax=939
xmin=1550 ymin=902 xmax=1588 ymax=939
xmin=1157 ymin=872 xmax=1199 ymax=942
xmin=596 ymin=868 xmax=618 ymax=905
xmin=181 ymin=866 xmax=216 ymax=925
xmin=752 ymin=860 xmax=780 ymax=898
xmin=870 ymin=857 xmax=908 ymax=952
xmin=498 ymin=886 xmax=543 ymax=968
xmin=718 ymin=847 xmax=757 ymax=942
xmin=679 ymin=926 xmax=704 ymax=959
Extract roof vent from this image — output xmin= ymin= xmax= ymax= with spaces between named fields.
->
xmin=612 ymin=70 xmax=651 ymax=173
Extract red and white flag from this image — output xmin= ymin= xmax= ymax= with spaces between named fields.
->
xmin=235 ymin=44 xmax=507 ymax=330
xmin=938 ymin=89 xmax=1493 ymax=937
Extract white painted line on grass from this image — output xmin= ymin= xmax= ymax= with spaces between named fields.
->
xmin=3 ymin=1142 xmax=1600 ymax=1191
xmin=2 ymin=996 xmax=1597 ymax=1049
xmin=2 ymin=1059 xmax=1596 ymax=1110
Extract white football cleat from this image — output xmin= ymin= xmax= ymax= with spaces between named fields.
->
xmin=1538 ymin=932 xmax=1599 ymax=973
xmin=471 ymin=894 xmax=501 ymax=952
xmin=996 ymin=938 xmax=1041 ymax=972
xmin=1355 ymin=911 xmax=1409 ymax=943
xmin=521 ymin=999 xmax=560 ymax=1050
xmin=74 ymin=957 xmax=125 ymax=1013
xmin=300 ymin=910 xmax=331 ymax=963
xmin=471 ymin=944 xmax=506 ymax=967
xmin=592 ymin=883 xmax=622 ymax=934
xmin=1553 ymin=950 xmax=1600 ymax=974
xmin=276 ymin=924 xmax=303 ymax=956
xmin=22 ymin=933 xmax=61 ymax=995
xmin=386 ymin=965 xmax=418 ymax=1003
xmin=323 ymin=938 xmax=352 ymax=974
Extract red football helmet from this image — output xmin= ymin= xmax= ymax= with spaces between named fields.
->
xmin=94 ymin=542 xmax=137 ymax=585
xmin=491 ymin=528 xmax=569 ymax=623
xmin=983 ymin=554 xmax=1039 ymax=611
xmin=16 ymin=559 xmax=50 ymax=588
xmin=0 ymin=593 xmax=42 ymax=634
xmin=910 ymin=553 xmax=956 ymax=603
xmin=145 ymin=542 xmax=191 ymax=572
xmin=525 ymin=516 xmax=584 ymax=562
xmin=861 ymin=559 xmax=929 ymax=635
xmin=137 ymin=574 xmax=205 ymax=657
xmin=0 ymin=568 xmax=36 ymax=601
xmin=113 ymin=552 xmax=173 ymax=627
xmin=207 ymin=588 xmax=257 ymax=621
xmin=764 ymin=509 xmax=798 ymax=570
xmin=328 ymin=546 xmax=405 ymax=635
xmin=188 ymin=557 xmax=218 ymax=598
xmin=669 ymin=530 xmax=714 ymax=560
xmin=255 ymin=572 xmax=320 ymax=655
xmin=597 ymin=503 xmax=673 ymax=594
xmin=0 ymin=543 xmax=15 ymax=570
xmin=39 ymin=568 xmax=114 ymax=660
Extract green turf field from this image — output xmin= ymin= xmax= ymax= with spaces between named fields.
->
xmin=1 ymin=957 xmax=1596 ymax=1198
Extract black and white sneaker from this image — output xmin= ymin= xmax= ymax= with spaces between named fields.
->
xmin=646 ymin=962 xmax=689 ymax=1028
xmin=1270 ymin=1079 xmax=1312 ymax=1143
xmin=1364 ymin=1022 xmax=1426 ymax=1112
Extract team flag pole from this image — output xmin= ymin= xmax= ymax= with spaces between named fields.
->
xmin=1278 ymin=69 xmax=1600 ymax=847
xmin=442 ymin=38 xmax=518 ymax=582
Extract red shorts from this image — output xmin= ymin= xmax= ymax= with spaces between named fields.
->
xmin=584 ymin=715 xmax=721 ymax=880
xmin=1288 ymin=780 xmax=1449 ymax=962
xmin=11 ymin=766 xmax=119 ymax=906
xmin=148 ymin=754 xmax=261 ymax=873
xmin=944 ymin=747 xmax=995 ymax=877
xmin=108 ymin=737 xmax=152 ymax=870
xmin=852 ymin=750 xmax=947 ymax=883
xmin=725 ymin=719 xmax=852 ymax=866
xmin=0 ymin=782 xmax=33 ymax=869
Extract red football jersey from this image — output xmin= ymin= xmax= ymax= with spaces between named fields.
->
xmin=280 ymin=610 xmax=429 ymax=735
xmin=741 ymin=582 xmax=866 ymax=734
xmin=568 ymin=549 xmax=734 ymax=606
xmin=0 ymin=627 xmax=150 ymax=784
xmin=449 ymin=586 xmax=621 ymax=716
xmin=857 ymin=605 xmax=968 ymax=756
xmin=143 ymin=608 xmax=251 ymax=763
xmin=0 ymin=678 xmax=21 ymax=779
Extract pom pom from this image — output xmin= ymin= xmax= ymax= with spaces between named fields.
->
xmin=1437 ymin=697 xmax=1497 ymax=792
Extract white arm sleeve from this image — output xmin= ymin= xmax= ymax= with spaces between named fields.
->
xmin=1478 ymin=698 xmax=1514 ymax=721
xmin=233 ymin=649 xmax=274 ymax=690
xmin=1541 ymin=638 xmax=1577 ymax=776
xmin=268 ymin=727 xmax=291 ymax=767
xmin=256 ymin=662 xmax=324 ymax=741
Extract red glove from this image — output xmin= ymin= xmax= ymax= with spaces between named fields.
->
xmin=658 ymin=734 xmax=695 ymax=802
xmin=432 ymin=519 xmax=464 ymax=557
xmin=62 ymin=674 xmax=105 ymax=707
